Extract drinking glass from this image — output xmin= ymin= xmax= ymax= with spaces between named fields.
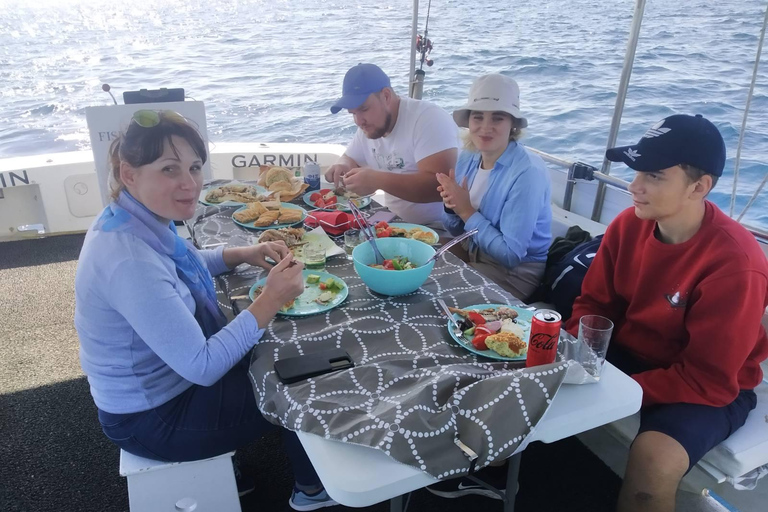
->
xmin=344 ymin=229 xmax=362 ymax=260
xmin=578 ymin=315 xmax=614 ymax=381
xmin=303 ymin=245 xmax=326 ymax=271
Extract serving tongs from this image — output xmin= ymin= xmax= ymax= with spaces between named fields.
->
xmin=424 ymin=229 xmax=479 ymax=265
xmin=347 ymin=200 xmax=384 ymax=265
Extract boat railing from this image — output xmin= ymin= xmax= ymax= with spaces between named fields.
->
xmin=527 ymin=146 xmax=768 ymax=243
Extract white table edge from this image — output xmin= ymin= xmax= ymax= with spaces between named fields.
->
xmin=297 ymin=361 xmax=643 ymax=508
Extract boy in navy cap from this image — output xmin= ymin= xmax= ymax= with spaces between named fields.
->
xmin=325 ymin=63 xmax=458 ymax=226
xmin=566 ymin=114 xmax=768 ymax=512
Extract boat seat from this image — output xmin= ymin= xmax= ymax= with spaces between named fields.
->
xmin=594 ymin=310 xmax=768 ymax=489
xmin=604 ymin=379 xmax=768 ymax=482
xmin=119 ymin=449 xmax=241 ymax=512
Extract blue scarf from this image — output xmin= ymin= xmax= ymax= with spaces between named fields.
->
xmin=95 ymin=191 xmax=227 ymax=338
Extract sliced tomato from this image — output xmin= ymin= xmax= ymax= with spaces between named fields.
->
xmin=383 ymin=259 xmax=395 ymax=270
xmin=310 ymin=192 xmax=322 ymax=202
xmin=319 ymin=283 xmax=327 ymax=290
xmin=325 ymin=196 xmax=338 ymax=205
xmin=474 ymin=325 xmax=493 ymax=336
xmin=467 ymin=312 xmax=486 ymax=325
xmin=319 ymin=188 xmax=331 ymax=195
xmin=314 ymin=198 xmax=326 ymax=208
xmin=471 ymin=334 xmax=489 ymax=351
xmin=378 ymin=227 xmax=393 ymax=238
xmin=375 ymin=221 xmax=390 ymax=229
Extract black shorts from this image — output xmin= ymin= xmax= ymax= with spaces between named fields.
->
xmin=607 ymin=344 xmax=758 ymax=471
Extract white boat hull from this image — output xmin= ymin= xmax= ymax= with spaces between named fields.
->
xmin=0 ymin=142 xmax=641 ymax=242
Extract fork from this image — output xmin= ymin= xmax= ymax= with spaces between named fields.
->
xmin=437 ymin=298 xmax=469 ymax=342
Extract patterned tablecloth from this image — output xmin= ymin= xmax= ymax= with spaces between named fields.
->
xmin=189 ymin=192 xmax=568 ymax=479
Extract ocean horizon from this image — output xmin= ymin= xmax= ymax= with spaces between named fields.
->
xmin=0 ymin=0 xmax=766 ymax=229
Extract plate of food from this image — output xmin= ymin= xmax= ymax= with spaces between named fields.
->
xmin=447 ymin=304 xmax=533 ymax=361
xmin=373 ymin=221 xmax=439 ymax=245
xmin=248 ymin=270 xmax=348 ymax=316
xmin=232 ymin=202 xmax=306 ymax=230
xmin=256 ymin=226 xmax=345 ymax=258
xmin=256 ymin=166 xmax=309 ymax=202
xmin=199 ymin=183 xmax=270 ymax=206
xmin=303 ymin=188 xmax=372 ymax=212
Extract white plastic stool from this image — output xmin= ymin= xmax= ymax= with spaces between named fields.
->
xmin=119 ymin=450 xmax=241 ymax=512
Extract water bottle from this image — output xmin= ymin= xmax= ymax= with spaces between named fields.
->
xmin=303 ymin=161 xmax=321 ymax=190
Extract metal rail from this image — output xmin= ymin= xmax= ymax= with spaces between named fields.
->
xmin=591 ymin=0 xmax=647 ymax=221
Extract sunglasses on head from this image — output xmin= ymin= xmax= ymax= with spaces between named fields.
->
xmin=131 ymin=109 xmax=186 ymax=128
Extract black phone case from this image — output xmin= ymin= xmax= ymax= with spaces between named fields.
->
xmin=274 ymin=349 xmax=354 ymax=384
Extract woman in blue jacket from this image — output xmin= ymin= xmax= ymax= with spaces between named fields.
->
xmin=74 ymin=110 xmax=336 ymax=510
xmin=437 ymin=74 xmax=552 ymax=300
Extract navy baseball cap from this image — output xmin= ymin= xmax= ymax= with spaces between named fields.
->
xmin=606 ymin=114 xmax=726 ymax=177
xmin=330 ymin=63 xmax=391 ymax=114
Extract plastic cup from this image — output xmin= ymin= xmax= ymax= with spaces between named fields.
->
xmin=344 ymin=229 xmax=362 ymax=260
xmin=303 ymin=244 xmax=326 ymax=271
xmin=578 ymin=315 xmax=614 ymax=381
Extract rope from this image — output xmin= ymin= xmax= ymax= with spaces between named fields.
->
xmin=736 ymin=171 xmax=768 ymax=223
xmin=729 ymin=2 xmax=768 ymax=217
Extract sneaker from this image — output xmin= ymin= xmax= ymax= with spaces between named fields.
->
xmin=426 ymin=463 xmax=509 ymax=500
xmin=232 ymin=460 xmax=256 ymax=497
xmin=289 ymin=487 xmax=338 ymax=511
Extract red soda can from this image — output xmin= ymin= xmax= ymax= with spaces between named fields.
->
xmin=525 ymin=310 xmax=562 ymax=367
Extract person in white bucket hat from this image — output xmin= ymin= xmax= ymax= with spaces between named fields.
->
xmin=436 ymin=74 xmax=552 ymax=302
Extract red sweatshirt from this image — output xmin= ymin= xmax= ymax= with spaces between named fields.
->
xmin=567 ymin=201 xmax=768 ymax=407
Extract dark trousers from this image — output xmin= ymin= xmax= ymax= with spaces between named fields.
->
xmin=98 ymin=359 xmax=320 ymax=486
xmin=607 ymin=343 xmax=757 ymax=470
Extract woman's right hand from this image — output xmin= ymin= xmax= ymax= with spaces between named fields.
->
xmin=263 ymin=254 xmax=305 ymax=305
xmin=248 ymin=254 xmax=304 ymax=327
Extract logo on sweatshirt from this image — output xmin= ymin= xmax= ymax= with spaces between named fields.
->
xmin=664 ymin=290 xmax=688 ymax=308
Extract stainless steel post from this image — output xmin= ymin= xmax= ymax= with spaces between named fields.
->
xmin=410 ymin=69 xmax=425 ymax=100
xmin=408 ymin=0 xmax=419 ymax=98
xmin=591 ymin=0 xmax=647 ymax=222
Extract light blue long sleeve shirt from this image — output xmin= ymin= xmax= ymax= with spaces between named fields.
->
xmin=75 ymin=226 xmax=265 ymax=414
xmin=442 ymin=142 xmax=552 ymax=267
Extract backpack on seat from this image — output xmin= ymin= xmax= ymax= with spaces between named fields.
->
xmin=538 ymin=233 xmax=603 ymax=321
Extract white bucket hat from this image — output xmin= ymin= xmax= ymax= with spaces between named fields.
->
xmin=452 ymin=74 xmax=528 ymax=129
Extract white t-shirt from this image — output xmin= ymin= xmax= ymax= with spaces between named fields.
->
xmin=469 ymin=161 xmax=493 ymax=209
xmin=345 ymin=96 xmax=458 ymax=225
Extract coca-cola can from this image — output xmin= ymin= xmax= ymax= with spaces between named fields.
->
xmin=526 ymin=309 xmax=562 ymax=367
